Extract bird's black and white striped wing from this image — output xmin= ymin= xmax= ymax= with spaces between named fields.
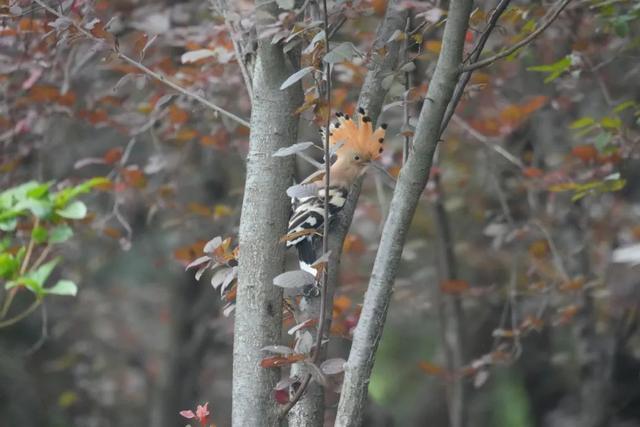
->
xmin=286 ymin=186 xmax=349 ymax=263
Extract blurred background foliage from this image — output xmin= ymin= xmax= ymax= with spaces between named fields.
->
xmin=1 ymin=0 xmax=639 ymax=426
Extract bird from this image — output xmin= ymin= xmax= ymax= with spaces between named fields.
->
xmin=286 ymin=107 xmax=387 ymax=269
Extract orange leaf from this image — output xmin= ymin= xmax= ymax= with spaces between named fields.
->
xmin=371 ymin=0 xmax=388 ymax=16
xmin=440 ymin=280 xmax=470 ymax=294
xmin=103 ymin=148 xmax=123 ymax=165
xmin=571 ymin=144 xmax=598 ymax=162
xmin=522 ymin=167 xmax=544 ymax=178
xmin=173 ymin=240 xmax=207 ymax=265
xmin=174 ymin=128 xmax=199 ymax=142
xmin=424 ymin=40 xmax=442 ymax=53
xmin=333 ymin=295 xmax=352 ymax=314
xmin=188 ymin=202 xmax=212 ymax=217
xmin=121 ymin=166 xmax=146 ymax=188
xmin=79 ymin=109 xmax=109 ymax=125
xmin=343 ymin=234 xmax=366 ymax=254
xmin=418 ymin=361 xmax=445 ymax=376
xmin=528 ymin=240 xmax=549 ymax=258
xmin=169 ymin=105 xmax=189 ymax=124
xmin=260 ymin=354 xmax=306 ymax=369
xmin=103 ymin=227 xmax=123 ymax=239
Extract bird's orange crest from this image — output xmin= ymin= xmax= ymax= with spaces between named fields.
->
xmin=324 ymin=108 xmax=387 ymax=161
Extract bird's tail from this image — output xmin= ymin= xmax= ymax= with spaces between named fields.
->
xmin=296 ymin=239 xmax=318 ymax=275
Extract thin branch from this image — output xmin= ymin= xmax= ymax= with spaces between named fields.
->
xmin=0 ymin=298 xmax=41 ymax=329
xmin=442 ymin=0 xmax=513 ymax=134
xmin=451 ymin=114 xmax=524 ymax=169
xmin=461 ymin=0 xmax=573 ymax=72
xmin=432 ymin=172 xmax=467 ymax=427
xmin=213 ymin=0 xmax=254 ymax=102
xmin=0 ymin=217 xmax=39 ymax=320
xmin=402 ymin=15 xmax=412 ymax=165
xmin=281 ymin=1 xmax=332 ymax=419
xmin=25 ymin=302 xmax=48 ymax=355
xmin=33 ymin=0 xmax=250 ymax=128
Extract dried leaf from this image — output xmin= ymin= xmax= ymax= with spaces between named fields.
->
xmin=273 ymin=270 xmax=316 ymax=288
xmin=320 ymin=358 xmax=346 ymax=375
xmin=261 ymin=345 xmax=294 ymax=355
xmin=273 ymin=141 xmax=316 ymax=157
xmin=440 ymin=280 xmax=470 ymax=294
xmin=280 ymin=66 xmax=315 ymax=90
xmin=181 ymin=49 xmax=216 ymax=64
xmin=418 ymin=361 xmax=444 ymax=376
xmin=186 ymin=255 xmax=211 ymax=271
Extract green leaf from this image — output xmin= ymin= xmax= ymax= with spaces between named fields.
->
xmin=29 ymin=258 xmax=60 ymax=287
xmin=569 ymin=117 xmax=596 ymax=129
xmin=54 ymin=177 xmax=109 ymax=208
xmin=613 ymin=100 xmax=636 ymax=114
xmin=46 ymin=280 xmax=78 ymax=297
xmin=49 ymin=225 xmax=73 ymax=244
xmin=0 ymin=218 xmax=17 ymax=231
xmin=0 ymin=237 xmax=10 ymax=252
xmin=56 ymin=201 xmax=87 ymax=219
xmin=613 ymin=19 xmax=629 ymax=37
xmin=600 ymin=116 xmax=621 ymax=130
xmin=12 ymin=198 xmax=52 ymax=218
xmin=0 ymin=253 xmax=20 ymax=279
xmin=31 ymin=226 xmax=48 ymax=244
xmin=594 ymin=132 xmax=612 ymax=151
xmin=7 ymin=276 xmax=43 ymax=295
xmin=527 ymin=56 xmax=571 ymax=83
xmin=26 ymin=182 xmax=53 ymax=199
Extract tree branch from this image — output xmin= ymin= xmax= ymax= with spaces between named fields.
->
xmin=461 ymin=0 xmax=573 ymax=73
xmin=33 ymin=0 xmax=251 ymax=128
xmin=286 ymin=2 xmax=409 ymax=424
xmin=285 ymin=1 xmax=333 ymax=423
xmin=335 ymin=0 xmax=474 ymax=424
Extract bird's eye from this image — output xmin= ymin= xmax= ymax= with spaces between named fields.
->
xmin=354 ymin=155 xmax=360 ymax=161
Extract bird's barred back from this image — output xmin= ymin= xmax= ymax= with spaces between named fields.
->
xmin=286 ymin=186 xmax=349 ymax=247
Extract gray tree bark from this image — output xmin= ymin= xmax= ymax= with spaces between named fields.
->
xmin=287 ymin=3 xmax=408 ymax=426
xmin=231 ymin=1 xmax=303 ymax=425
xmin=335 ymin=0 xmax=474 ymax=425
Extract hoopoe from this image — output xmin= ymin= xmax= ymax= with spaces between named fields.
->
xmin=286 ymin=108 xmax=387 ymax=266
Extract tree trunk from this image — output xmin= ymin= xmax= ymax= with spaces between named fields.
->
xmin=231 ymin=1 xmax=303 ymax=424
xmin=335 ymin=0 xmax=474 ymax=424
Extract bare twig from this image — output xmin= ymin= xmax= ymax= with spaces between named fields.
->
xmin=432 ymin=172 xmax=467 ymax=427
xmin=33 ymin=0 xmax=250 ymax=128
xmin=451 ymin=114 xmax=524 ymax=169
xmin=442 ymin=0 xmax=513 ymax=133
xmin=25 ymin=302 xmax=48 ymax=355
xmin=462 ymin=0 xmax=573 ymax=72
xmin=0 ymin=298 xmax=41 ymax=328
xmin=213 ymin=0 xmax=254 ymax=102
xmin=402 ymin=16 xmax=412 ymax=165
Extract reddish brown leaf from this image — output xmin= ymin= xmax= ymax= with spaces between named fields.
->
xmin=103 ymin=148 xmax=123 ymax=165
xmin=522 ymin=167 xmax=544 ymax=178
xmin=571 ymin=144 xmax=598 ymax=163
xmin=418 ymin=361 xmax=445 ymax=376
xmin=440 ymin=280 xmax=470 ymax=294
xmin=260 ymin=353 xmax=306 ymax=369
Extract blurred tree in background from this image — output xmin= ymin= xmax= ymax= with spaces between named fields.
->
xmin=0 ymin=0 xmax=639 ymax=426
